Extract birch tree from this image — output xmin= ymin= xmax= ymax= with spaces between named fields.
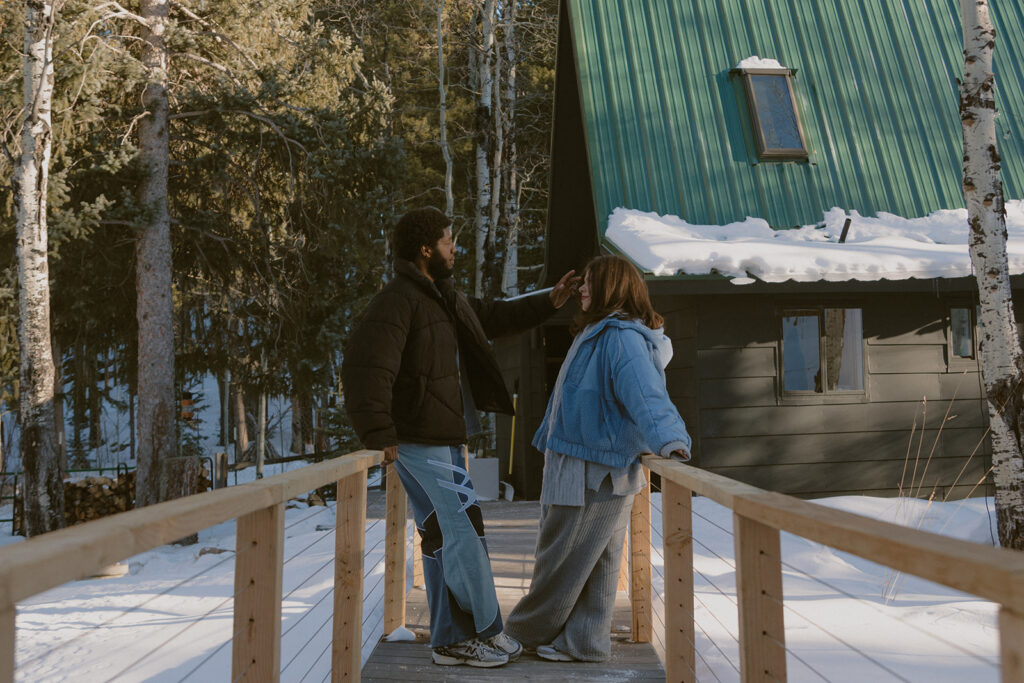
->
xmin=473 ymin=0 xmax=495 ymax=297
xmin=438 ymin=0 xmax=454 ymax=219
xmin=15 ymin=0 xmax=66 ymax=535
xmin=960 ymin=0 xmax=1024 ymax=549
xmin=500 ymin=0 xmax=519 ymax=296
xmin=135 ymin=0 xmax=175 ymax=507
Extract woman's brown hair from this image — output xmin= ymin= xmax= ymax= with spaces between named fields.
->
xmin=572 ymin=254 xmax=664 ymax=334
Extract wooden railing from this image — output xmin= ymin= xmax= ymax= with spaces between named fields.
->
xmin=0 ymin=449 xmax=391 ymax=683
xmin=635 ymin=455 xmax=1024 ymax=683
xmin=5 ymin=450 xmax=1022 ymax=682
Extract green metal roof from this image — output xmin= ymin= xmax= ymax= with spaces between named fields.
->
xmin=565 ymin=0 xmax=1024 ymax=232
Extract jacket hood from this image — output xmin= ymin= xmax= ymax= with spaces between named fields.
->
xmin=580 ymin=315 xmax=674 ymax=369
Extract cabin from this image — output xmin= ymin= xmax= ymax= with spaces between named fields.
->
xmin=495 ymin=0 xmax=1024 ymax=500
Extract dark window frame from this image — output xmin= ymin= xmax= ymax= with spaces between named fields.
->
xmin=734 ymin=67 xmax=809 ymax=161
xmin=946 ymin=302 xmax=980 ymax=371
xmin=778 ymin=305 xmax=868 ymax=405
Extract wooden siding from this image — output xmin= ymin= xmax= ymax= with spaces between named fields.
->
xmin=656 ymin=297 xmax=699 ymax=459
xmin=494 ymin=329 xmax=550 ymax=500
xmin=688 ymin=294 xmax=991 ymax=499
xmin=495 ymin=291 xmax=998 ymax=500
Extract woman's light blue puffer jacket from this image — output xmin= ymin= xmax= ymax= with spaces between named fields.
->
xmin=532 ymin=315 xmax=692 ymax=468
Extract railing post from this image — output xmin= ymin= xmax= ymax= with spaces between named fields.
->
xmin=734 ymin=514 xmax=786 ymax=683
xmin=1 ymin=604 xmax=14 ymax=683
xmin=1000 ymin=607 xmax=1024 ymax=683
xmin=383 ymin=465 xmax=407 ymax=634
xmin=413 ymin=538 xmax=424 ymax=589
xmin=618 ymin=535 xmax=630 ymax=591
xmin=662 ymin=479 xmax=695 ymax=682
xmin=332 ymin=470 xmax=367 ymax=681
xmin=232 ymin=502 xmax=285 ymax=682
xmin=629 ymin=468 xmax=652 ymax=643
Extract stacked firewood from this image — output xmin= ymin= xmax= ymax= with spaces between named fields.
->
xmin=64 ymin=471 xmax=136 ymax=526
xmin=62 ymin=466 xmax=212 ymax=526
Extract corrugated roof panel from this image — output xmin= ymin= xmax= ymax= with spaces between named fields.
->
xmin=565 ymin=0 xmax=1024 ymax=232
xmin=990 ymin=0 xmax=1024 ymax=198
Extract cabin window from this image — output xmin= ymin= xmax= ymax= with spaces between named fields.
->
xmin=736 ymin=68 xmax=808 ymax=160
xmin=782 ymin=308 xmax=863 ymax=394
xmin=950 ymin=306 xmax=975 ymax=359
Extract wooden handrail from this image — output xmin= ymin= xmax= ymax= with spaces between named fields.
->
xmin=644 ymin=457 xmax=1024 ymax=610
xmin=0 ymin=449 xmax=383 ymax=683
xmin=638 ymin=455 xmax=1024 ymax=683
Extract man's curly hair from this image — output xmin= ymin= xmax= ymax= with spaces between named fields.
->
xmin=392 ymin=207 xmax=452 ymax=261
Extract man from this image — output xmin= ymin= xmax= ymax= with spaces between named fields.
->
xmin=342 ymin=207 xmax=579 ymax=668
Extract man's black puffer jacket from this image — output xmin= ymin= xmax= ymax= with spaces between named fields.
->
xmin=341 ymin=259 xmax=555 ymax=449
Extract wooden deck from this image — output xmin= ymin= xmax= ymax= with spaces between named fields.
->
xmin=362 ymin=498 xmax=665 ymax=681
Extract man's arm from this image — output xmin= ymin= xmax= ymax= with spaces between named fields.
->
xmin=341 ymin=292 xmax=411 ymax=450
xmin=470 ymin=270 xmax=580 ymax=339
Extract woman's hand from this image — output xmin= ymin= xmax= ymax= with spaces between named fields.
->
xmin=669 ymin=449 xmax=690 ymax=461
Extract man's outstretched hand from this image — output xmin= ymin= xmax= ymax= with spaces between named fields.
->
xmin=549 ymin=270 xmax=582 ymax=309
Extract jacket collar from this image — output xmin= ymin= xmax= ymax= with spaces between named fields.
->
xmin=577 ymin=314 xmax=673 ymax=367
xmin=395 ymin=259 xmax=442 ymax=297
xmin=577 ymin=314 xmax=640 ymax=343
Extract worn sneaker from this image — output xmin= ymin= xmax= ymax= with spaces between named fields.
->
xmin=536 ymin=644 xmax=574 ymax=662
xmin=432 ymin=638 xmax=510 ymax=667
xmin=487 ymin=632 xmax=523 ymax=661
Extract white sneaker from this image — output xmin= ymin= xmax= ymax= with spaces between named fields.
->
xmin=432 ymin=638 xmax=510 ymax=667
xmin=487 ymin=632 xmax=523 ymax=661
xmin=536 ymin=644 xmax=574 ymax=662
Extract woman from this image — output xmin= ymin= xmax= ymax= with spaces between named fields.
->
xmin=505 ymin=254 xmax=691 ymax=663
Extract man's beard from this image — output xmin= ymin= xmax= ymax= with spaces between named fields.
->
xmin=427 ymin=249 xmax=453 ymax=280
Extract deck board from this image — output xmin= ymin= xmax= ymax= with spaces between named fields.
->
xmin=363 ymin=498 xmax=664 ymax=681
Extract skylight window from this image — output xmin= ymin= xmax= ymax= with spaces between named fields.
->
xmin=733 ymin=61 xmax=808 ymax=161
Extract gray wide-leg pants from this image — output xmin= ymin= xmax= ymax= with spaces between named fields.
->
xmin=505 ymin=480 xmax=634 ymax=662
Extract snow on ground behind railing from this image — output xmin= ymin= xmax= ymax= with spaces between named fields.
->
xmin=9 ymin=499 xmax=414 ymax=682
xmin=646 ymin=489 xmax=1000 ymax=683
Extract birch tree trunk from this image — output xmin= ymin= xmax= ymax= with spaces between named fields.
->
xmin=488 ymin=24 xmax=503 ymax=285
xmin=473 ymin=0 xmax=496 ymax=297
xmin=501 ymin=1 xmax=520 ymax=296
xmin=960 ymin=0 xmax=1024 ymax=550
xmin=232 ymin=383 xmax=249 ymax=459
xmin=16 ymin=0 xmax=65 ymax=536
xmin=438 ymin=0 xmax=454 ymax=219
xmin=135 ymin=0 xmax=176 ymax=507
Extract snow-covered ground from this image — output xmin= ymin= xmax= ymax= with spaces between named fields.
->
xmin=2 ymin=492 xmax=1002 ymax=682
xmin=4 ymin=498 xmax=413 ymax=682
xmin=650 ymin=494 xmax=1001 ymax=682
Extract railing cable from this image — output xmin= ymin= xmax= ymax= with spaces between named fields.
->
xmin=299 ymin=635 xmax=334 ymax=683
xmin=281 ymin=576 xmax=335 ymax=640
xmin=284 ymin=501 xmax=336 ymax=532
xmin=176 ymin=620 xmax=248 ymax=683
xmin=280 ymin=597 xmax=335 ymax=674
xmin=648 ymin=603 xmax=707 ymax=683
xmin=765 ymin=550 xmax=999 ymax=668
xmin=18 ymin=542 xmax=249 ymax=669
xmin=761 ymin=591 xmax=912 ymax=682
xmin=763 ymin=631 xmax=831 ymax=682
xmin=104 ymin=581 xmax=251 ymax=682
xmin=230 ymin=657 xmax=254 ymax=683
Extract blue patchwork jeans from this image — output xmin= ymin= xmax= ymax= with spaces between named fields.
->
xmin=393 ymin=443 xmax=502 ymax=647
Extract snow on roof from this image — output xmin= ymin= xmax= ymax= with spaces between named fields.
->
xmin=606 ymin=202 xmax=1024 ymax=283
xmin=735 ymin=56 xmax=785 ymax=70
